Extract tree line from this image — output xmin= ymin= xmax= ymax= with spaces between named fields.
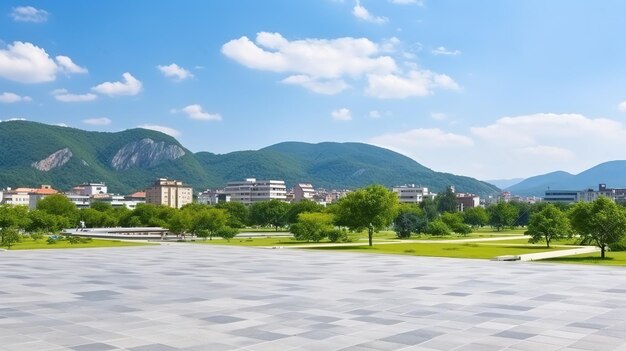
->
xmin=2 ymin=188 xmax=626 ymax=258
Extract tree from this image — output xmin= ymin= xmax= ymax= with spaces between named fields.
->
xmin=509 ymin=201 xmax=532 ymax=227
xmin=419 ymin=197 xmax=439 ymax=220
xmin=463 ymin=207 xmax=489 ymax=228
xmin=394 ymin=204 xmax=426 ymax=238
xmin=216 ymin=227 xmax=238 ymax=242
xmin=487 ymin=202 xmax=518 ymax=231
xmin=37 ymin=194 xmax=78 ymax=221
xmin=569 ymin=197 xmax=626 ymax=259
xmin=191 ymin=208 xmax=228 ymax=240
xmin=437 ymin=186 xmax=457 ymax=213
xmin=167 ymin=210 xmax=192 ymax=238
xmin=334 ymin=185 xmax=398 ymax=246
xmin=215 ymin=201 xmax=249 ymax=228
xmin=248 ymin=200 xmax=290 ymax=231
xmin=0 ymin=227 xmax=21 ymax=249
xmin=425 ymin=219 xmax=451 ymax=236
xmin=441 ymin=212 xmax=472 ymax=235
xmin=26 ymin=210 xmax=62 ymax=233
xmin=290 ymin=212 xmax=334 ymax=242
xmin=0 ymin=205 xmax=30 ymax=231
xmin=285 ymin=200 xmax=324 ymax=225
xmin=527 ymin=204 xmax=571 ymax=248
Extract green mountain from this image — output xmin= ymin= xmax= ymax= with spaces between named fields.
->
xmin=0 ymin=121 xmax=499 ymax=196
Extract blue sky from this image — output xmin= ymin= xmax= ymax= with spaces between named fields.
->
xmin=2 ymin=0 xmax=626 ymax=180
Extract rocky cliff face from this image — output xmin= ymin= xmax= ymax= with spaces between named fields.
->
xmin=111 ymin=138 xmax=185 ymax=170
xmin=31 ymin=148 xmax=73 ymax=171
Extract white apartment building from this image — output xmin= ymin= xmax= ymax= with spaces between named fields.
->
xmin=145 ymin=178 xmax=193 ymax=209
xmin=224 ymin=178 xmax=286 ymax=205
xmin=198 ymin=190 xmax=230 ymax=205
xmin=392 ymin=184 xmax=433 ymax=204
xmin=2 ymin=185 xmax=58 ymax=209
xmin=293 ymin=183 xmax=315 ymax=202
xmin=70 ymin=182 xmax=108 ymax=196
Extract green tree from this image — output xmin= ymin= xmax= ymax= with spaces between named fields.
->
xmin=527 ymin=204 xmax=571 ymax=248
xmin=291 ymin=212 xmax=334 ymax=242
xmin=569 ymin=197 xmax=626 ymax=259
xmin=419 ymin=197 xmax=439 ymax=220
xmin=167 ymin=210 xmax=192 ymax=238
xmin=393 ymin=212 xmax=421 ymax=239
xmin=90 ymin=201 xmax=114 ymax=212
xmin=437 ymin=186 xmax=457 ymax=213
xmin=425 ymin=219 xmax=451 ymax=236
xmin=0 ymin=205 xmax=30 ymax=231
xmin=441 ymin=212 xmax=472 ymax=236
xmin=463 ymin=207 xmax=489 ymax=228
xmin=0 ymin=227 xmax=21 ymax=249
xmin=191 ymin=208 xmax=228 ymax=240
xmin=216 ymin=226 xmax=238 ymax=242
xmin=509 ymin=201 xmax=532 ymax=227
xmin=215 ymin=201 xmax=249 ymax=228
xmin=248 ymin=200 xmax=290 ymax=231
xmin=26 ymin=210 xmax=61 ymax=233
xmin=285 ymin=200 xmax=324 ymax=225
xmin=487 ymin=202 xmax=519 ymax=231
xmin=37 ymin=194 xmax=78 ymax=220
xmin=334 ymin=185 xmax=398 ymax=246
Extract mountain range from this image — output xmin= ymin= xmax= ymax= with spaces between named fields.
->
xmin=0 ymin=121 xmax=499 ymax=196
xmin=505 ymin=161 xmax=626 ymax=196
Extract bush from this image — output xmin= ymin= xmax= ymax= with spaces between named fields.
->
xmin=67 ymin=236 xmax=81 ymax=244
xmin=326 ymin=229 xmax=349 ymax=243
xmin=609 ymin=237 xmax=626 ymax=251
xmin=30 ymin=232 xmax=44 ymax=241
xmin=425 ymin=220 xmax=451 ymax=236
xmin=46 ymin=236 xmax=57 ymax=245
xmin=451 ymin=223 xmax=472 ymax=236
xmin=217 ymin=227 xmax=238 ymax=242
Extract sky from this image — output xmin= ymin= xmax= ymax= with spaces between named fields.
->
xmin=2 ymin=1 xmax=626 ymax=181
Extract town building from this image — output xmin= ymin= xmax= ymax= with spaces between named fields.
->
xmin=223 ymin=178 xmax=286 ymax=205
xmin=456 ymin=193 xmax=480 ymax=211
xmin=145 ymin=178 xmax=193 ymax=208
xmin=69 ymin=182 xmax=108 ymax=197
xmin=293 ymin=183 xmax=315 ymax=202
xmin=543 ymin=184 xmax=626 ymax=204
xmin=392 ymin=184 xmax=434 ymax=204
xmin=198 ymin=189 xmax=230 ymax=205
xmin=1 ymin=185 xmax=58 ymax=209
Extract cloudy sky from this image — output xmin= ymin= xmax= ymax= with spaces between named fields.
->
xmin=1 ymin=1 xmax=626 ymax=181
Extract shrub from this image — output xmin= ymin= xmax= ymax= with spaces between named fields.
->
xmin=30 ymin=232 xmax=44 ymax=241
xmin=326 ymin=229 xmax=349 ymax=243
xmin=46 ymin=236 xmax=57 ymax=245
xmin=425 ymin=220 xmax=451 ymax=236
xmin=217 ymin=227 xmax=238 ymax=242
xmin=67 ymin=236 xmax=81 ymax=244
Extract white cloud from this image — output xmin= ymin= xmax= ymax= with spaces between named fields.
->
xmin=370 ymin=113 xmax=626 ymax=179
xmin=366 ymin=70 xmax=460 ymax=99
xmin=0 ymin=92 xmax=32 ymax=103
xmin=431 ymin=112 xmax=447 ymax=120
xmin=0 ymin=42 xmax=85 ymax=83
xmin=82 ymin=117 xmax=111 ymax=126
xmin=223 ymin=32 xmax=457 ymax=99
xmin=175 ymin=104 xmax=222 ymax=121
xmin=369 ymin=110 xmax=381 ymax=119
xmin=92 ymin=72 xmax=142 ymax=96
xmin=281 ymin=75 xmax=349 ymax=95
xmin=55 ymin=56 xmax=87 ymax=73
xmin=0 ymin=118 xmax=27 ymax=123
xmin=51 ymin=89 xmax=97 ymax=102
xmin=432 ymin=46 xmax=461 ymax=56
xmin=55 ymin=123 xmax=68 ymax=127
xmin=618 ymin=101 xmax=626 ymax=111
xmin=157 ymin=63 xmax=193 ymax=81
xmin=222 ymin=32 xmax=396 ymax=80
xmin=331 ymin=108 xmax=352 ymax=121
xmin=353 ymin=1 xmax=388 ymax=24
xmin=11 ymin=6 xmax=48 ymax=23
xmin=137 ymin=124 xmax=181 ymax=137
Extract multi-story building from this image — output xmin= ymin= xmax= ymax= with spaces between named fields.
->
xmin=392 ymin=184 xmax=433 ymax=204
xmin=69 ymin=182 xmax=108 ymax=196
xmin=545 ymin=184 xmax=626 ymax=204
xmin=145 ymin=178 xmax=193 ymax=209
xmin=198 ymin=189 xmax=230 ymax=205
xmin=293 ymin=183 xmax=315 ymax=202
xmin=456 ymin=193 xmax=480 ymax=211
xmin=224 ymin=178 xmax=286 ymax=205
xmin=2 ymin=185 xmax=58 ymax=209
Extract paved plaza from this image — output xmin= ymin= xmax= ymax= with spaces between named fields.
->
xmin=1 ymin=245 xmax=626 ymax=351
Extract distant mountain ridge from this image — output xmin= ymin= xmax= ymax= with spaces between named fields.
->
xmin=0 ymin=121 xmax=499 ymax=196
xmin=484 ymin=178 xmax=524 ymax=189
xmin=506 ymin=161 xmax=626 ymax=196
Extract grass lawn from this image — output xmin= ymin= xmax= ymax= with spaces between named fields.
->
xmin=194 ymin=237 xmax=326 ymax=247
xmin=4 ymin=238 xmax=153 ymax=250
xmin=542 ymin=251 xmax=626 ymax=266
xmin=307 ymin=242 xmax=568 ymax=260
xmin=481 ymin=238 xmax=582 ymax=246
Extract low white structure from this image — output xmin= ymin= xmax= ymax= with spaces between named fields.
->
xmin=293 ymin=183 xmax=315 ymax=202
xmin=224 ymin=178 xmax=286 ymax=205
xmin=392 ymin=184 xmax=433 ymax=204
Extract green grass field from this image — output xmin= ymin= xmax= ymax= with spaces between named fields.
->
xmin=4 ymin=238 xmax=153 ymax=250
xmin=307 ymin=242 xmax=568 ymax=260
xmin=542 ymin=251 xmax=626 ymax=266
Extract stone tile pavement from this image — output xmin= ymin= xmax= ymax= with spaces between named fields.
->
xmin=1 ymin=244 xmax=626 ymax=350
